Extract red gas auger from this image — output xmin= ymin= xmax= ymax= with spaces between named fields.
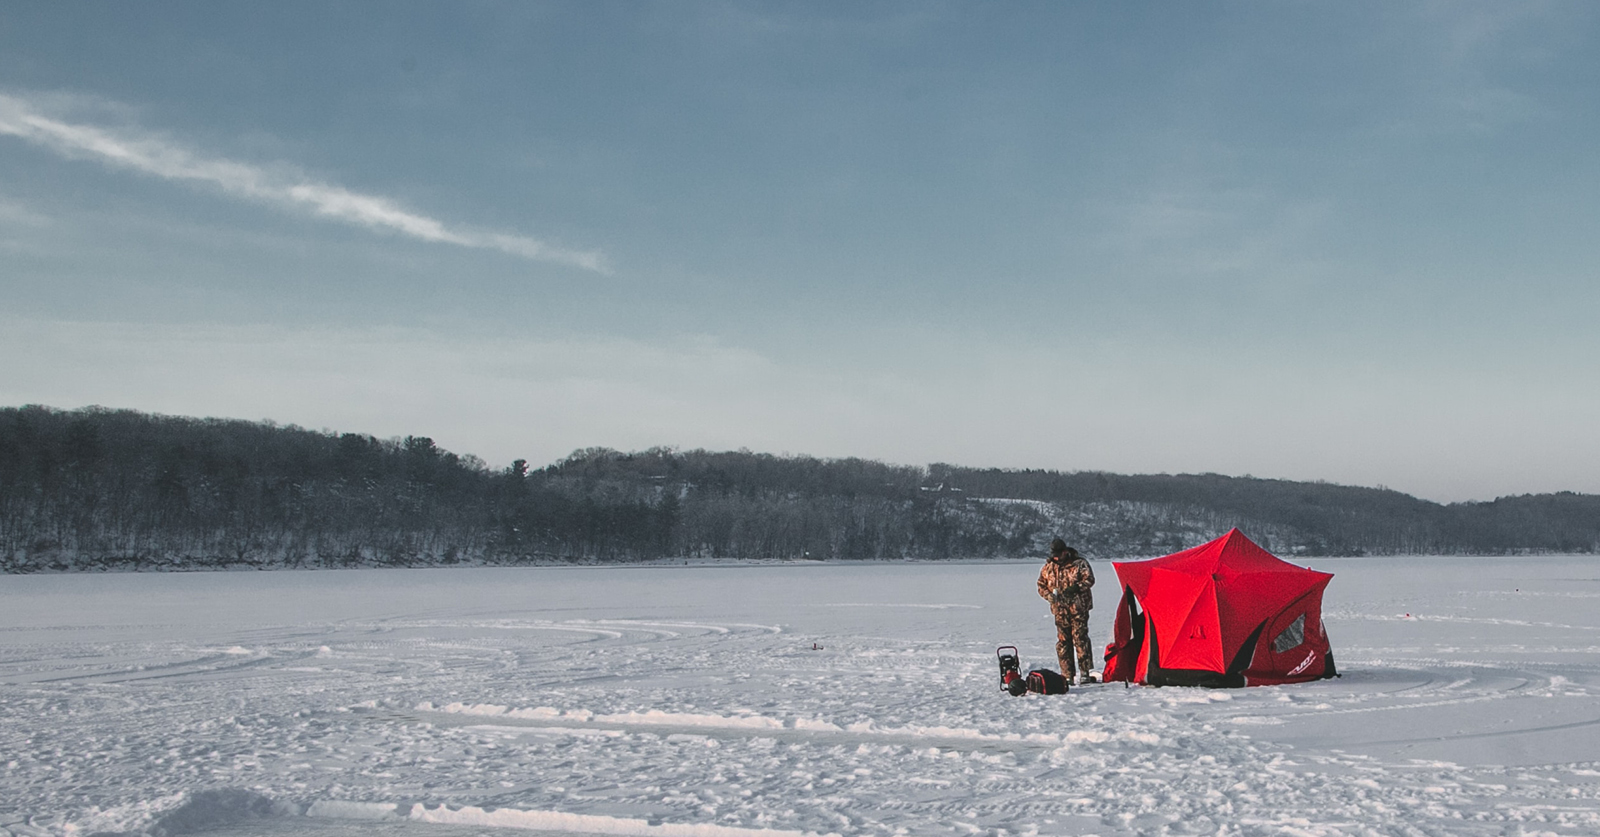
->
xmin=997 ymin=645 xmax=1026 ymax=695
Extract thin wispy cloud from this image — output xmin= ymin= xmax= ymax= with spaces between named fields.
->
xmin=0 ymin=92 xmax=607 ymax=273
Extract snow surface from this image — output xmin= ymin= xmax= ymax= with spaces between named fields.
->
xmin=4 ymin=556 xmax=1600 ymax=836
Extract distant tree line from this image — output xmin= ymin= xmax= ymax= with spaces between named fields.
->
xmin=2 ymin=405 xmax=1597 ymax=572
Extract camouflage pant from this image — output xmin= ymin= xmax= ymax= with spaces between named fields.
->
xmin=1053 ymin=604 xmax=1093 ymax=679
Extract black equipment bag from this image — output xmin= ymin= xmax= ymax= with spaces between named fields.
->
xmin=1026 ymin=667 xmax=1069 ymax=695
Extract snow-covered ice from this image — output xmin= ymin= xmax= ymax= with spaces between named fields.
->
xmin=4 ymin=556 xmax=1600 ymax=836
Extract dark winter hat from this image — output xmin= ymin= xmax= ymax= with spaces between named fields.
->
xmin=1049 ymin=538 xmax=1068 ymax=556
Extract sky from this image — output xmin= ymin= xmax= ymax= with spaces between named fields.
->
xmin=2 ymin=2 xmax=1597 ymax=503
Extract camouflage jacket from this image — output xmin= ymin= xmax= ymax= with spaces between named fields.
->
xmin=1038 ymin=555 xmax=1095 ymax=611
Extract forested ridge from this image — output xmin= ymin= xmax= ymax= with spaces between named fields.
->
xmin=2 ymin=405 xmax=1597 ymax=572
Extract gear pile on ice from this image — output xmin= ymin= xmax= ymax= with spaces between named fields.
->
xmin=997 ymin=645 xmax=1069 ymax=696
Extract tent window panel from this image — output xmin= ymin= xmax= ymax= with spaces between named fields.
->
xmin=1272 ymin=614 xmax=1306 ymax=654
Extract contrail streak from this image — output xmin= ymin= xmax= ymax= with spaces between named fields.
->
xmin=0 ymin=92 xmax=606 ymax=273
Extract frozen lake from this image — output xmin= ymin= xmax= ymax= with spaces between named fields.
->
xmin=4 ymin=556 xmax=1600 ymax=836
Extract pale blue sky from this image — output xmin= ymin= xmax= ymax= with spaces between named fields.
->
xmin=3 ymin=2 xmax=1597 ymax=502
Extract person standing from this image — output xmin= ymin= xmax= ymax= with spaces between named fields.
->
xmin=1037 ymin=538 xmax=1096 ymax=684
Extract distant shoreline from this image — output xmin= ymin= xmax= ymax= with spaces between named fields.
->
xmin=9 ymin=552 xmax=1589 ymax=576
xmin=5 ymin=405 xmax=1597 ymax=574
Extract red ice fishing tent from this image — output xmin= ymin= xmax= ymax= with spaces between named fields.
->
xmin=1101 ymin=529 xmax=1336 ymax=687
